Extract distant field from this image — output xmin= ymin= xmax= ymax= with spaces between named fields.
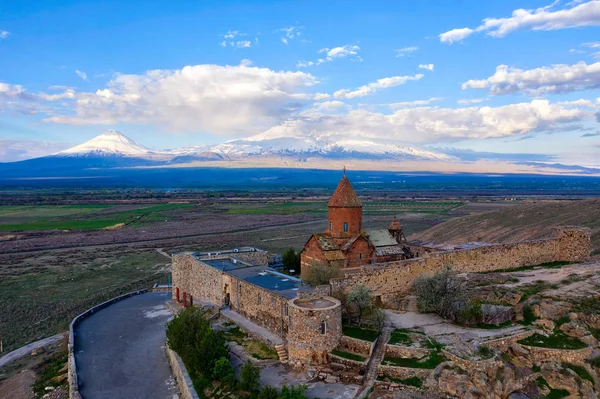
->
xmin=0 ymin=203 xmax=195 ymax=231
xmin=219 ymin=201 xmax=463 ymax=216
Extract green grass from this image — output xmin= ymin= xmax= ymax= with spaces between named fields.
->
xmin=378 ymin=375 xmax=423 ymax=388
xmin=342 ymin=325 xmax=379 ymax=342
xmin=563 ymin=363 xmax=595 ymax=384
xmin=537 ymin=377 xmax=570 ymax=399
xmin=518 ymin=331 xmax=587 ymax=350
xmin=32 ymin=349 xmax=68 ymax=398
xmin=388 ymin=329 xmax=413 ymax=346
xmin=223 ymin=325 xmax=278 ymax=360
xmin=0 ymin=203 xmax=194 ymax=231
xmin=421 ymin=337 xmax=445 ymax=351
xmin=382 ymin=352 xmax=445 ymax=369
xmin=481 ymin=261 xmax=573 ymax=274
xmin=331 ymin=350 xmax=367 ymax=362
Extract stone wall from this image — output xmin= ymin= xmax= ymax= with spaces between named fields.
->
xmin=329 ymin=353 xmax=367 ymax=372
xmin=522 ymin=344 xmax=593 ymax=364
xmin=166 ymin=346 xmax=200 ymax=399
xmin=337 ymin=335 xmax=375 ymax=356
xmin=172 ymin=253 xmax=224 ymax=305
xmin=287 ymin=297 xmax=343 ymax=365
xmin=377 ymin=364 xmax=433 ymax=380
xmin=226 ymin=274 xmax=289 ymax=339
xmin=385 ymin=344 xmax=431 ymax=359
xmin=330 ymin=228 xmax=590 ymax=303
xmin=483 ymin=329 xmax=540 ymax=351
xmin=441 ymin=350 xmax=502 ymax=374
xmin=198 ymin=250 xmax=270 ymax=267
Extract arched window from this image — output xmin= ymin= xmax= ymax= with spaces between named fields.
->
xmin=285 ymin=303 xmax=289 ymax=316
xmin=320 ymin=320 xmax=327 ymax=335
xmin=329 ymin=221 xmax=332 ymax=231
xmin=257 ymin=294 xmax=261 ymax=305
xmin=359 ymin=253 xmax=362 ymax=260
xmin=343 ymin=222 xmax=348 ymax=232
xmin=359 ymin=221 xmax=361 ymax=231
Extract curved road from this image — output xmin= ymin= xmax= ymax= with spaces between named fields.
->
xmin=74 ymin=292 xmax=178 ymax=399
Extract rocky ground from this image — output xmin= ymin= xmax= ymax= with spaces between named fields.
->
xmin=372 ymin=261 xmax=600 ymax=399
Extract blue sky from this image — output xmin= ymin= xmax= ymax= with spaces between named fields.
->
xmin=0 ymin=0 xmax=599 ymax=166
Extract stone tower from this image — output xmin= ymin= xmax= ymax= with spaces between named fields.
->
xmin=326 ymin=172 xmax=363 ymax=238
xmin=389 ymin=215 xmax=403 ymax=243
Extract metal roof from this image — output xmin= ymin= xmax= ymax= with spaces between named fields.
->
xmin=365 ymin=229 xmax=398 ymax=247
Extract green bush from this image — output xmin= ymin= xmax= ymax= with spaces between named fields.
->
xmin=522 ymin=304 xmax=538 ymax=325
xmin=278 ymin=385 xmax=309 ymax=399
xmin=240 ymin=360 xmax=261 ymax=391
xmin=166 ymin=307 xmax=229 ymax=387
xmin=282 ymin=248 xmax=300 ymax=272
xmin=258 ymin=385 xmax=279 ymax=399
xmin=212 ymin=357 xmax=235 ymax=385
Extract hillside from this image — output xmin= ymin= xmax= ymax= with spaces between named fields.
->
xmin=410 ymin=199 xmax=600 ymax=256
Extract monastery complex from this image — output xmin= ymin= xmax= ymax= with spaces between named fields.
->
xmin=171 ymin=173 xmax=591 ymax=367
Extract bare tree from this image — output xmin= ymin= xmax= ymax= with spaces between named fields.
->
xmin=413 ymin=266 xmax=466 ymax=321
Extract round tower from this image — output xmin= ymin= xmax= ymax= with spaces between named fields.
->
xmin=327 ymin=172 xmax=363 ymax=238
xmin=286 ymin=296 xmax=342 ymax=365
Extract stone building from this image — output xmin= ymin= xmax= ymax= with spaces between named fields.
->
xmin=300 ymin=173 xmax=412 ymax=280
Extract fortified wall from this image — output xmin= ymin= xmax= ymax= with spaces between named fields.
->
xmin=330 ymin=228 xmax=590 ymax=305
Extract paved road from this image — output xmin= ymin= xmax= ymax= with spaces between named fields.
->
xmin=75 ymin=292 xmax=178 ymax=399
xmin=0 ymin=333 xmax=65 ymax=369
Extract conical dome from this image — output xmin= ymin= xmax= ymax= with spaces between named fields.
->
xmin=328 ymin=175 xmax=362 ymax=208
xmin=389 ymin=215 xmax=401 ymax=231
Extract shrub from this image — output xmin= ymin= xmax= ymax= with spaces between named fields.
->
xmin=166 ymin=307 xmax=229 ymax=385
xmin=212 ymin=357 xmax=235 ymax=385
xmin=522 ymin=304 xmax=538 ymax=325
xmin=458 ymin=300 xmax=483 ymax=325
xmin=413 ymin=267 xmax=465 ymax=321
xmin=240 ymin=360 xmax=261 ymax=392
xmin=304 ymin=262 xmax=339 ymax=286
xmin=347 ymin=284 xmax=374 ymax=326
xmin=258 ymin=385 xmax=279 ymax=399
xmin=279 ymin=385 xmax=309 ymax=399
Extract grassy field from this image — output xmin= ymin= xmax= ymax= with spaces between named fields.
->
xmin=0 ymin=203 xmax=195 ymax=231
xmin=0 ymin=249 xmax=169 ymax=352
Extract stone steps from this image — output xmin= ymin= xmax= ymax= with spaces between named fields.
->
xmin=275 ymin=344 xmax=288 ymax=362
xmin=363 ymin=326 xmax=392 ymax=383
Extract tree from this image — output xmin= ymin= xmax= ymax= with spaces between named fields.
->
xmin=368 ymin=307 xmax=387 ymax=332
xmin=413 ymin=266 xmax=466 ymax=321
xmin=212 ymin=357 xmax=235 ymax=385
xmin=279 ymin=385 xmax=309 ymax=399
xmin=257 ymin=385 xmax=279 ymax=399
xmin=239 ymin=360 xmax=261 ymax=391
xmin=282 ymin=248 xmax=300 ymax=272
xmin=304 ymin=262 xmax=339 ymax=286
xmin=347 ymin=284 xmax=374 ymax=326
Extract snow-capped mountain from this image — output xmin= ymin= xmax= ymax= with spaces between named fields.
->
xmin=4 ymin=129 xmax=457 ymax=173
xmin=56 ymin=129 xmax=163 ymax=159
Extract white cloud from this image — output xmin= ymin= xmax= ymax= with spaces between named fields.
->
xmin=334 ymin=74 xmax=424 ymax=99
xmin=13 ymin=63 xmax=317 ymax=135
xmin=313 ymin=100 xmax=347 ymax=111
xmin=458 ymin=98 xmax=487 ymax=105
xmin=0 ymin=30 xmax=9 ymax=40
xmin=418 ymin=64 xmax=434 ymax=71
xmin=265 ymin=99 xmax=590 ymax=144
xmin=388 ymin=98 xmax=443 ymax=108
xmin=236 ymin=41 xmax=251 ymax=48
xmin=223 ymin=30 xmax=246 ymax=39
xmin=583 ymin=41 xmax=600 ymax=48
xmin=439 ymin=28 xmax=475 ymax=44
xmin=462 ymin=61 xmax=600 ymax=95
xmin=395 ymin=46 xmax=419 ymax=57
xmin=277 ymin=25 xmax=303 ymax=44
xmin=440 ymin=0 xmax=600 ymax=43
xmin=0 ymin=139 xmax=69 ymax=162
xmin=314 ymin=93 xmax=330 ymax=100
xmin=75 ymin=70 xmax=89 ymax=81
xmin=297 ymin=45 xmax=361 ymax=68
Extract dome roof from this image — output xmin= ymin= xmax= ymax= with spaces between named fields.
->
xmin=328 ymin=175 xmax=362 ymax=208
xmin=389 ymin=215 xmax=402 ymax=230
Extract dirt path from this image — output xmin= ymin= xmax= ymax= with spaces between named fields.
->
xmin=1 ymin=219 xmax=323 ymax=256
xmin=154 ymin=248 xmax=171 ymax=259
xmin=0 ymin=333 xmax=65 ymax=369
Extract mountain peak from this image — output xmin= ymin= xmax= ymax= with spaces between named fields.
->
xmin=57 ymin=130 xmax=152 ymax=157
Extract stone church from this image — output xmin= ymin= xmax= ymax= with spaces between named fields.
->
xmin=300 ymin=173 xmax=412 ymax=281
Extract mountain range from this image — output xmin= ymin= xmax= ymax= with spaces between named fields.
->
xmin=2 ymin=130 xmax=599 ymax=176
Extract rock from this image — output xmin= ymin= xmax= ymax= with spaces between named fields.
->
xmin=325 ymin=375 xmax=339 ymax=383
xmin=538 ymin=300 xmax=571 ymax=320
xmin=508 ymin=392 xmax=530 ymax=399
xmin=330 ymin=363 xmax=344 ymax=371
xmin=503 ymin=292 xmax=523 ymax=306
xmin=533 ymin=319 xmax=555 ymax=332
xmin=568 ymin=312 xmax=578 ymax=321
xmin=31 ymin=347 xmax=45 ymax=356
xmin=559 ymin=320 xmax=590 ymax=338
xmin=580 ymin=335 xmax=599 ymax=347
xmin=509 ymin=343 xmax=530 ymax=357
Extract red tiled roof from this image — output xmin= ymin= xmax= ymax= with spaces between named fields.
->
xmin=328 ymin=175 xmax=362 ymax=207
